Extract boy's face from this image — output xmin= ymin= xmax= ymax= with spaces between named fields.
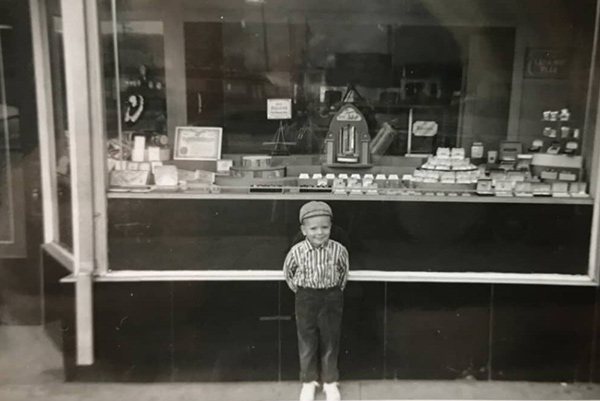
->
xmin=301 ymin=215 xmax=332 ymax=248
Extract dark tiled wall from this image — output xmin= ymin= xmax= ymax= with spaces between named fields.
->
xmin=492 ymin=285 xmax=596 ymax=382
xmin=385 ymin=283 xmax=490 ymax=380
xmin=173 ymin=282 xmax=279 ymax=381
xmin=59 ymin=279 xmax=600 ymax=383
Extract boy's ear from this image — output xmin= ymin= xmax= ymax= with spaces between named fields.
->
xmin=300 ymin=224 xmax=307 ymax=237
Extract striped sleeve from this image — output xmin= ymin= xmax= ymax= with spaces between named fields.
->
xmin=283 ymin=248 xmax=299 ymax=292
xmin=337 ymin=245 xmax=350 ymax=290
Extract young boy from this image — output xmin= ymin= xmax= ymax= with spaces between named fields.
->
xmin=283 ymin=201 xmax=349 ymax=401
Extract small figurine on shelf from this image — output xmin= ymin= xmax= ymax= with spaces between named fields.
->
xmin=528 ymin=139 xmax=543 ymax=153
xmin=559 ymin=108 xmax=571 ymax=121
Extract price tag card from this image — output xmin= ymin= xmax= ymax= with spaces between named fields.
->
xmin=267 ymin=98 xmax=292 ymax=120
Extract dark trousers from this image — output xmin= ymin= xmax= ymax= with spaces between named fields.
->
xmin=295 ymin=287 xmax=344 ymax=383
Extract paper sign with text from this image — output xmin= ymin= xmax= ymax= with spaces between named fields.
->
xmin=267 ymin=99 xmax=292 ymax=120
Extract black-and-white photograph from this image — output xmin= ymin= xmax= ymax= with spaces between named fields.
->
xmin=2 ymin=0 xmax=600 ymax=400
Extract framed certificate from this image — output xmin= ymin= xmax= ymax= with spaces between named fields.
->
xmin=174 ymin=126 xmax=222 ymax=160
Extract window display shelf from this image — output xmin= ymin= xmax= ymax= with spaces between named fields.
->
xmin=106 ymin=191 xmax=594 ymax=205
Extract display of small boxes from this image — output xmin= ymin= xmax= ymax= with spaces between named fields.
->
xmin=110 ymin=170 xmax=150 ymax=187
xmin=387 ymin=174 xmax=400 ymax=194
xmin=507 ymin=171 xmax=526 ymax=183
xmin=558 ymin=170 xmax=577 ymax=181
xmin=436 ymin=147 xmax=451 ymax=158
xmin=450 ymin=148 xmax=465 ymax=160
xmin=153 ymin=165 xmax=179 ymax=187
xmin=540 ymin=169 xmax=558 ymax=180
xmin=494 ymin=180 xmax=514 ymax=197
xmin=476 ymin=179 xmax=493 ymax=195
xmin=515 ymin=182 xmax=533 ymax=197
xmin=231 ymin=165 xmax=286 ymax=179
xmin=440 ymin=172 xmax=456 ymax=184
xmin=456 ymin=172 xmax=471 ymax=184
xmin=489 ymin=170 xmax=506 ymax=186
xmin=532 ymin=182 xmax=552 ymax=196
xmin=242 ymin=155 xmax=272 ymax=168
xmin=551 ymin=182 xmax=570 ymax=197
xmin=332 ymin=178 xmax=347 ymax=195
xmin=347 ymin=178 xmax=362 ymax=195
xmin=570 ymin=182 xmax=588 ymax=197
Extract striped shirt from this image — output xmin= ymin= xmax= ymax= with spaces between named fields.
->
xmin=283 ymin=239 xmax=349 ymax=292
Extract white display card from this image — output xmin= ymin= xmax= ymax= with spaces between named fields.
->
xmin=267 ymin=98 xmax=292 ymax=120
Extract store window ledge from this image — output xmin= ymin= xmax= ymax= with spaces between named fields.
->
xmin=106 ymin=191 xmax=594 ymax=205
xmin=59 ymin=270 xmax=597 ymax=286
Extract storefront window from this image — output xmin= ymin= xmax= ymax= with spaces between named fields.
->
xmin=0 ymin=25 xmax=16 ymax=247
xmin=101 ymin=0 xmax=600 ymax=277
xmin=0 ymin=20 xmax=26 ymax=258
xmin=47 ymin=0 xmax=72 ymax=250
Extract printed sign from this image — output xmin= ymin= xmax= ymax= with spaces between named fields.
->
xmin=267 ymin=99 xmax=292 ymax=120
xmin=174 ymin=126 xmax=222 ymax=160
xmin=524 ymin=48 xmax=571 ymax=79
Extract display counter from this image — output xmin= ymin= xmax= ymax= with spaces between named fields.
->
xmin=100 ymin=145 xmax=597 ymax=284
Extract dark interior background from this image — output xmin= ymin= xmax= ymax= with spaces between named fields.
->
xmin=107 ymin=199 xmax=591 ymax=274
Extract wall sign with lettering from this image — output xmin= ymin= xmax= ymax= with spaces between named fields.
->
xmin=524 ymin=48 xmax=571 ymax=79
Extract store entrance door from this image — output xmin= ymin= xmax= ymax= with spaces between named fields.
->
xmin=0 ymin=0 xmax=44 ymax=324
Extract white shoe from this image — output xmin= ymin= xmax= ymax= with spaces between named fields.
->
xmin=299 ymin=381 xmax=318 ymax=401
xmin=323 ymin=382 xmax=341 ymax=401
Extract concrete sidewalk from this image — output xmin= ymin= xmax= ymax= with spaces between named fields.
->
xmin=1 ymin=381 xmax=600 ymax=401
xmin=1 ymin=326 xmax=600 ymax=400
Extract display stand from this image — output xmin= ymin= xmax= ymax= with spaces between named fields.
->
xmin=263 ymin=99 xmax=294 ymax=156
xmin=263 ymin=121 xmax=294 ymax=156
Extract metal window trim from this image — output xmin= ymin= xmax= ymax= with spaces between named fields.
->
xmin=59 ymin=269 xmax=597 ymax=287
xmin=60 ymin=0 xmax=96 ymax=366
xmin=30 ymin=0 xmax=60 ymax=245
xmin=589 ymin=1 xmax=600 ymax=283
xmin=86 ymin=0 xmax=108 ymax=275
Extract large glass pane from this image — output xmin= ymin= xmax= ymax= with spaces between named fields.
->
xmin=46 ymin=0 xmax=72 ymax=250
xmin=102 ymin=0 xmax=599 ymax=275
xmin=0 ymin=25 xmax=18 ymax=246
xmin=0 ymin=18 xmax=26 ymax=257
xmin=108 ymin=199 xmax=591 ymax=274
xmin=100 ymin=17 xmax=167 ymax=139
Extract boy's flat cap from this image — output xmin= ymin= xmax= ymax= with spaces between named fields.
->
xmin=299 ymin=201 xmax=332 ymax=223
